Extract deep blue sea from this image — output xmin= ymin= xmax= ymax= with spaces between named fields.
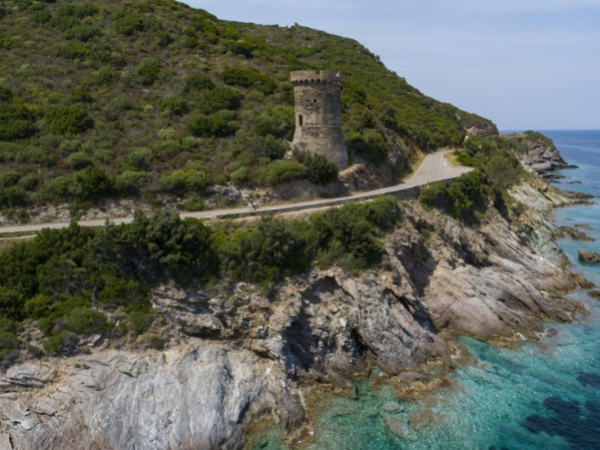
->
xmin=252 ymin=130 xmax=600 ymax=450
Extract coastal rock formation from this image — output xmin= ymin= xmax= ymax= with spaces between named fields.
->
xmin=578 ymin=250 xmax=600 ymax=265
xmin=558 ymin=226 xmax=594 ymax=242
xmin=465 ymin=121 xmax=499 ymax=137
xmin=0 ymin=181 xmax=587 ymax=449
xmin=0 ymin=347 xmax=304 ymax=450
xmin=518 ymin=136 xmax=572 ymax=177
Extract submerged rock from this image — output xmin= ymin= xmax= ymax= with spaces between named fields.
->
xmin=558 ymin=226 xmax=594 ymax=242
xmin=382 ymin=401 xmax=405 ymax=414
xmin=588 ymin=290 xmax=600 ymax=300
xmin=578 ymin=250 xmax=600 ymax=265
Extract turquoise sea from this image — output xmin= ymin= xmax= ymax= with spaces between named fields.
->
xmin=253 ymin=130 xmax=600 ymax=450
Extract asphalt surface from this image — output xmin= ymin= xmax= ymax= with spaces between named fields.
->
xmin=0 ymin=151 xmax=471 ymax=234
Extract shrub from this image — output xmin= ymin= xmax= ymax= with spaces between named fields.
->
xmin=0 ymin=104 xmax=36 ymax=141
xmin=56 ymin=4 xmax=99 ymax=19
xmin=65 ymin=25 xmax=101 ymax=42
xmin=129 ymin=311 xmax=153 ymax=336
xmin=183 ymin=73 xmax=215 ymax=93
xmin=43 ymin=330 xmax=79 ymax=356
xmin=43 ymin=177 xmax=71 ymax=203
xmin=59 ymin=139 xmax=82 ymax=154
xmin=265 ymin=161 xmax=307 ymax=185
xmin=63 ymin=308 xmax=109 ymax=335
xmin=67 ymin=152 xmax=93 ymax=170
xmin=188 ymin=114 xmax=237 ymax=138
xmin=0 ymin=86 xmax=12 ymax=102
xmin=115 ymin=171 xmax=150 ymax=195
xmin=230 ymin=167 xmax=248 ymax=185
xmin=0 ymin=171 xmax=21 ymax=188
xmin=0 ymin=287 xmax=24 ymax=320
xmin=454 ymin=150 xmax=473 ymax=167
xmin=161 ymin=97 xmax=189 ymax=117
xmin=89 ymin=44 xmax=115 ymax=65
xmin=45 ymin=106 xmax=93 ymax=135
xmin=133 ymin=58 xmax=161 ymax=86
xmin=309 ymin=206 xmax=385 ymax=269
xmin=445 ymin=170 xmax=492 ymax=221
xmin=98 ymin=278 xmax=149 ymax=312
xmin=419 ymin=181 xmax=449 ymax=211
xmin=50 ymin=15 xmax=79 ymax=32
xmin=0 ymin=187 xmax=27 ymax=209
xmin=0 ymin=332 xmax=19 ymax=353
xmin=294 ymin=151 xmax=338 ymax=184
xmin=349 ymin=130 xmax=388 ymax=163
xmin=114 ymin=14 xmax=145 ymax=36
xmin=18 ymin=174 xmax=39 ymax=191
xmin=252 ymin=105 xmax=294 ymax=139
xmin=0 ymin=331 xmax=20 ymax=368
xmin=70 ymin=87 xmax=93 ymax=103
xmin=155 ymin=29 xmax=172 ymax=48
xmin=126 ymin=147 xmax=153 ymax=171
xmin=226 ymin=40 xmax=254 ymax=57
xmin=217 ymin=217 xmax=306 ymax=283
xmin=182 ymin=36 xmax=199 ymax=49
xmin=221 ymin=67 xmax=276 ymax=95
xmin=198 ymin=87 xmax=242 ymax=114
xmin=71 ymin=166 xmax=113 ymax=200
xmin=23 ymin=294 xmax=52 ymax=319
xmin=160 ymin=169 xmax=210 ymax=193
xmin=30 ymin=9 xmax=52 ymax=24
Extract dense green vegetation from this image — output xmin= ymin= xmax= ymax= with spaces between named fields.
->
xmin=236 ymin=23 xmax=495 ymax=157
xmin=0 ymin=196 xmax=401 ymax=363
xmin=419 ymin=135 xmax=528 ymax=222
xmin=0 ymin=0 xmax=495 ymax=217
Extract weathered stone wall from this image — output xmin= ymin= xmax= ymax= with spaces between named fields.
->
xmin=291 ymin=70 xmax=348 ymax=169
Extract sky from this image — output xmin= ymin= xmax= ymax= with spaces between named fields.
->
xmin=183 ymin=0 xmax=599 ymax=130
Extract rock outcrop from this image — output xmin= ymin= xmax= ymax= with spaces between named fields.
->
xmin=578 ymin=250 xmax=600 ymax=265
xmin=465 ymin=122 xmax=499 ymax=137
xmin=517 ymin=136 xmax=572 ymax=177
xmin=0 ymin=180 xmax=589 ymax=449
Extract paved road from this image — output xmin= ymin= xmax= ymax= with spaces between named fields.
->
xmin=0 ymin=151 xmax=470 ymax=234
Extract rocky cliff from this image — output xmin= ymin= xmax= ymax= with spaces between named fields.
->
xmin=0 ymin=181 xmax=591 ymax=449
xmin=514 ymin=133 xmax=572 ymax=177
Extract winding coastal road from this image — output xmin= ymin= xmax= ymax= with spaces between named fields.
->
xmin=0 ymin=151 xmax=470 ymax=234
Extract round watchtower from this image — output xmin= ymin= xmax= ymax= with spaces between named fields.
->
xmin=290 ymin=70 xmax=348 ymax=169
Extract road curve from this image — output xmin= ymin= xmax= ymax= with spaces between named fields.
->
xmin=0 ymin=151 xmax=471 ymax=234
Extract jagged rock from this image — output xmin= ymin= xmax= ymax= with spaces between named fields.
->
xmin=579 ymin=250 xmax=600 ymax=265
xmin=0 ymin=346 xmax=303 ymax=450
xmin=517 ymin=137 xmax=572 ymax=176
xmin=588 ymin=290 xmax=600 ymax=300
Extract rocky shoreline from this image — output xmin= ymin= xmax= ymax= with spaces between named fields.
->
xmin=0 ymin=179 xmax=594 ymax=449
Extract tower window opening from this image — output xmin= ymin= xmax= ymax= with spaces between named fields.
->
xmin=313 ymin=98 xmax=318 ymax=102
xmin=298 ymin=115 xmax=303 ymax=126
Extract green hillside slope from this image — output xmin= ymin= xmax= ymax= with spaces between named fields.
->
xmin=0 ymin=0 xmax=496 ymax=214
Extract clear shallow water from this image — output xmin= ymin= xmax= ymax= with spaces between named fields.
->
xmin=253 ymin=131 xmax=600 ymax=450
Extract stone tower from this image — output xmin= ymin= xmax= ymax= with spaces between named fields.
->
xmin=290 ymin=70 xmax=348 ymax=169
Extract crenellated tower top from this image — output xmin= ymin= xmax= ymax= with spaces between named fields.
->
xmin=290 ymin=70 xmax=343 ymax=87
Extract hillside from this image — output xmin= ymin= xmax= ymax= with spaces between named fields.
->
xmin=0 ymin=0 xmax=496 ymax=218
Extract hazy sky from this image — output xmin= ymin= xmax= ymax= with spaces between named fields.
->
xmin=184 ymin=0 xmax=599 ymax=130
